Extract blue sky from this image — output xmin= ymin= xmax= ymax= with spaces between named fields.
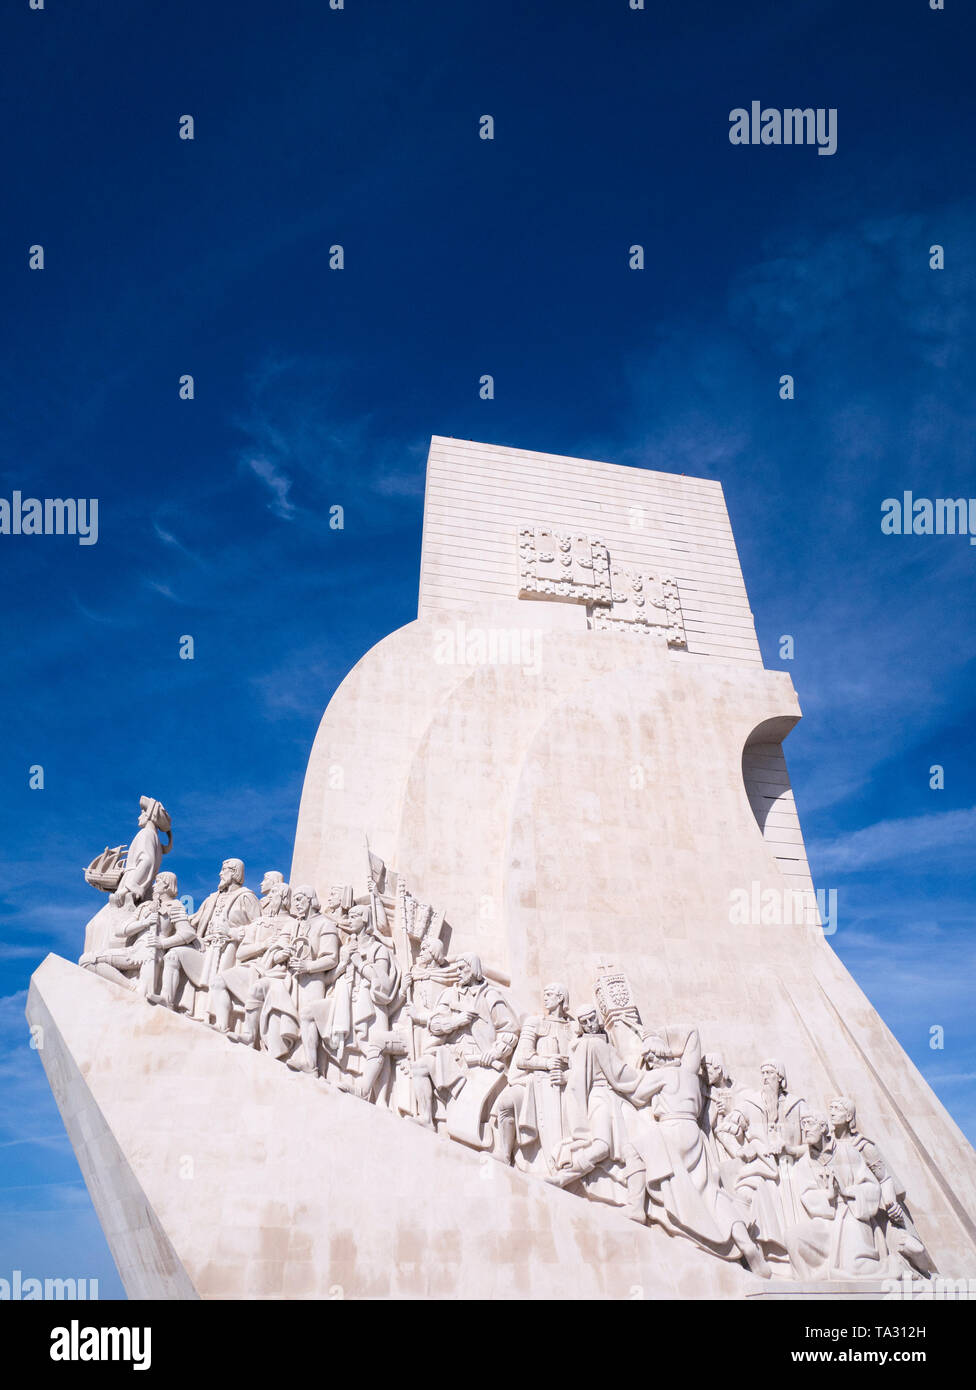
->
xmin=1 ymin=1 xmax=973 ymax=1296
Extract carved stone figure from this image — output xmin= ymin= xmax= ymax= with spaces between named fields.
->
xmin=739 ymin=1056 xmax=811 ymax=1178
xmin=738 ymin=1058 xmax=807 ymax=1234
xmin=699 ymin=1051 xmax=735 ymax=1152
xmin=713 ymin=1105 xmax=789 ymax=1264
xmin=326 ymin=905 xmax=405 ymax=1100
xmin=80 ymin=870 xmax=182 ymax=996
xmin=622 ymin=1028 xmax=770 ymax=1277
xmin=283 ymin=886 xmax=342 ymax=1074
xmin=402 ymin=934 xmax=458 ymax=1127
xmin=827 ymin=1096 xmax=934 ymax=1278
xmin=785 ymin=1112 xmax=883 ymax=1280
xmin=547 ymin=1006 xmax=660 ymax=1193
xmin=105 ymin=796 xmax=173 ymax=909
xmin=213 ymin=872 xmax=296 ymax=1041
xmin=495 ymin=983 xmax=578 ymax=1169
xmin=153 ymin=859 xmax=259 ymax=1016
xmin=426 ymin=954 xmax=519 ymax=1149
xmin=739 ymin=1059 xmax=806 ymax=1155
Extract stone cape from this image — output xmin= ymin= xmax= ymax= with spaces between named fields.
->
xmin=28 ymin=437 xmax=976 ymax=1298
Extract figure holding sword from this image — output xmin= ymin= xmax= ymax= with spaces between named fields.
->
xmin=495 ymin=984 xmax=577 ymax=1169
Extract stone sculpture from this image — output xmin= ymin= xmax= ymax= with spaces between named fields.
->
xmin=332 ymin=904 xmax=405 ymax=1101
xmin=75 ymin=833 xmax=938 ymax=1287
xmin=426 ymin=953 xmax=519 ymax=1149
xmin=827 ymin=1095 xmax=934 ymax=1278
xmin=80 ymin=869 xmax=182 ymax=996
xmin=548 ymin=1004 xmax=659 ymax=1195
xmin=784 ymin=1112 xmax=884 ymax=1280
xmin=496 ymin=983 xmax=577 ymax=1170
xmin=150 ymin=858 xmax=259 ymax=1018
xmin=284 ymin=885 xmax=342 ymax=1074
xmin=713 ymin=1106 xmax=790 ymax=1267
xmin=700 ymin=1051 xmax=735 ymax=1154
xmin=518 ymin=524 xmax=687 ymax=646
xmin=215 ymin=871 xmax=295 ymax=1043
xmin=401 ymin=933 xmax=458 ymax=1127
xmin=83 ymin=795 xmax=173 ymax=908
xmin=619 ymin=1026 xmax=771 ymax=1277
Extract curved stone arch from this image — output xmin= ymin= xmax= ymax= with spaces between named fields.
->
xmin=741 ymin=715 xmax=814 ymax=893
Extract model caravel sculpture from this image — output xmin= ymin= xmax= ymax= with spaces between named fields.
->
xmin=83 ymin=844 xmax=127 ymax=894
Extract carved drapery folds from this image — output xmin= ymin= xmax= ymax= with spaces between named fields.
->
xmin=517 ymin=525 xmax=687 ymax=647
xmin=79 ymin=846 xmax=934 ymax=1287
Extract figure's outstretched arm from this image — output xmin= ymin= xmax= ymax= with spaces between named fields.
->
xmin=679 ymin=1027 xmax=702 ymax=1073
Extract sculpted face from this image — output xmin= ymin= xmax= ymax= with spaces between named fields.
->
xmin=801 ymin=1113 xmax=829 ymax=1144
xmin=219 ymin=860 xmax=242 ymax=889
xmin=292 ymin=890 xmax=311 ymax=919
xmin=579 ymin=1009 xmax=601 ymax=1035
xmin=828 ymin=1098 xmax=853 ymax=1128
xmin=705 ymin=1059 xmax=724 ymax=1086
xmin=543 ymin=984 xmax=568 ymax=1016
xmin=760 ymin=1063 xmax=783 ymax=1091
xmin=418 ymin=940 xmax=438 ymax=967
xmin=151 ymin=873 xmax=174 ymax=903
xmin=260 ymin=872 xmax=281 ymax=896
xmin=456 ymin=956 xmax=477 ymax=987
xmin=346 ymin=909 xmax=368 ymax=937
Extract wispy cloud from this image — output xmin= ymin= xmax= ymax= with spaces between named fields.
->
xmin=246 ymin=455 xmax=296 ymax=520
xmin=144 ymin=579 xmax=179 ymax=602
xmin=810 ymin=806 xmax=976 ymax=874
xmin=152 ymin=517 xmax=207 ymax=567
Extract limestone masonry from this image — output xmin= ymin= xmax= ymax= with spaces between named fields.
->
xmin=28 ymin=437 xmax=976 ymax=1298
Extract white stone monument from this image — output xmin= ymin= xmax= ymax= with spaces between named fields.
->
xmin=28 ymin=437 xmax=976 ymax=1298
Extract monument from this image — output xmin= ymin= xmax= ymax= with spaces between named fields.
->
xmin=27 ymin=436 xmax=976 ymax=1298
